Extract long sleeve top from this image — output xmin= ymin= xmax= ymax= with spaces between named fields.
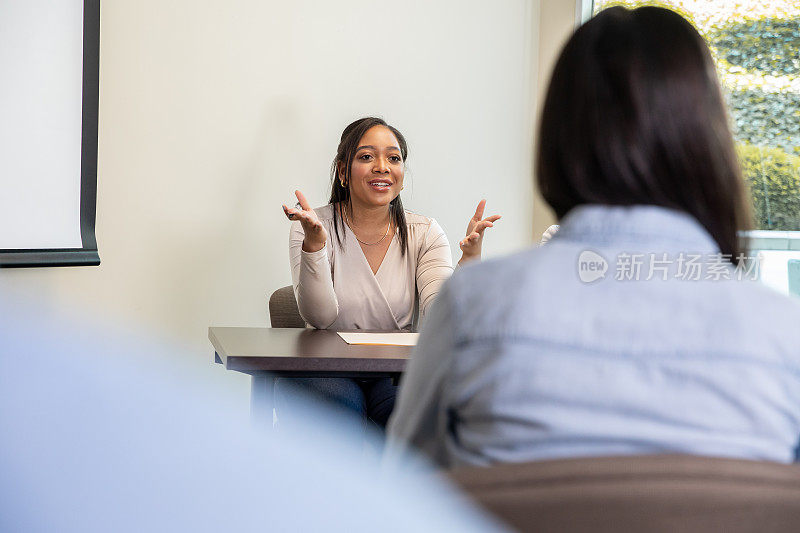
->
xmin=290 ymin=204 xmax=454 ymax=330
xmin=386 ymin=205 xmax=800 ymax=468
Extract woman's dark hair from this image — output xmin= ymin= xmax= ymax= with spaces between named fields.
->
xmin=537 ymin=6 xmax=751 ymax=262
xmin=329 ymin=117 xmax=409 ymax=255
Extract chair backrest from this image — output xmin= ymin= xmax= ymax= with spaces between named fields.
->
xmin=450 ymin=454 xmax=800 ymax=533
xmin=268 ymin=285 xmax=305 ymax=328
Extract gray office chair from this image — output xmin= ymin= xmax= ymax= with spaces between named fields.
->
xmin=268 ymin=285 xmax=305 ymax=328
xmin=451 ymin=454 xmax=800 ymax=532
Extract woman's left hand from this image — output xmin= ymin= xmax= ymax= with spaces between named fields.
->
xmin=459 ymin=199 xmax=501 ymax=263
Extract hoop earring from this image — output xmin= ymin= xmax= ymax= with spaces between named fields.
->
xmin=340 ymin=179 xmax=347 ymax=188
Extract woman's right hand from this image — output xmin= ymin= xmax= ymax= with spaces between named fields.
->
xmin=283 ymin=190 xmax=327 ymax=252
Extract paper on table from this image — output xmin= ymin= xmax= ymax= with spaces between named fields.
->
xmin=337 ymin=332 xmax=420 ymax=346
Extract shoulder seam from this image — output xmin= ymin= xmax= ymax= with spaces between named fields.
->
xmin=404 ymin=210 xmax=434 ymax=226
xmin=314 ymin=204 xmax=335 ymax=221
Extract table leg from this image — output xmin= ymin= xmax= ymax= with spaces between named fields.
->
xmin=250 ymin=374 xmax=275 ymax=429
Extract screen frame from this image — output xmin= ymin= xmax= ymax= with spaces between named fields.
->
xmin=0 ymin=0 xmax=101 ymax=268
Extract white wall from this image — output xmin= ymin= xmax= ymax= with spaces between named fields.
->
xmin=533 ymin=0 xmax=581 ymax=236
xmin=0 ymin=0 xmax=575 ymax=400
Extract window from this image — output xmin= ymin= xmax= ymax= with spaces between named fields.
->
xmin=589 ymin=0 xmax=800 ymax=296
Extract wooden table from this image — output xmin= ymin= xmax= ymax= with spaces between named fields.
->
xmin=209 ymin=327 xmax=412 ymax=423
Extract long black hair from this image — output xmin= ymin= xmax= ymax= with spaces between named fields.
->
xmin=537 ymin=6 xmax=751 ymax=263
xmin=329 ymin=117 xmax=409 ymax=256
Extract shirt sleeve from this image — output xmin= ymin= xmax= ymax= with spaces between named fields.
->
xmin=416 ymin=219 xmax=454 ymax=321
xmin=385 ymin=280 xmax=456 ymax=468
xmin=289 ymin=221 xmax=339 ymax=329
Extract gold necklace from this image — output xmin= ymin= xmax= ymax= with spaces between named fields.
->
xmin=343 ymin=208 xmax=392 ymax=246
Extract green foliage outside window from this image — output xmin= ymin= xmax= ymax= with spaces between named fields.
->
xmin=739 ymin=143 xmax=800 ymax=230
xmin=727 ymin=88 xmax=800 ymax=155
xmin=710 ymin=18 xmax=799 ymax=76
xmin=711 ymin=14 xmax=800 ymax=228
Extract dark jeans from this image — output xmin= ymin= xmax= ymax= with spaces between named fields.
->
xmin=274 ymin=377 xmax=397 ymax=431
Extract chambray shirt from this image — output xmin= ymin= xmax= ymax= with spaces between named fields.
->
xmin=387 ymin=205 xmax=800 ymax=468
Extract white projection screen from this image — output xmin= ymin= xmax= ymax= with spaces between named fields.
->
xmin=0 ymin=0 xmax=100 ymax=267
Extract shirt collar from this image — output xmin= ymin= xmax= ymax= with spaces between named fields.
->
xmin=554 ymin=204 xmax=720 ymax=252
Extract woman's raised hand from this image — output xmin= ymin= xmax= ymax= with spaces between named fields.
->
xmin=459 ymin=199 xmax=501 ymax=263
xmin=283 ymin=190 xmax=327 ymax=253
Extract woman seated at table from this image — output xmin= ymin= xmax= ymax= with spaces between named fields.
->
xmin=279 ymin=117 xmax=500 ymax=429
xmin=386 ymin=6 xmax=800 ymax=467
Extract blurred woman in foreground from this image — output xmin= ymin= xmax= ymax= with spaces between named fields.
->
xmin=387 ymin=6 xmax=800 ymax=467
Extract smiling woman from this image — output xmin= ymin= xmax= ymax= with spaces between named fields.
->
xmin=278 ymin=117 xmax=500 ymax=430
xmin=328 ymin=120 xmax=410 ymax=272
